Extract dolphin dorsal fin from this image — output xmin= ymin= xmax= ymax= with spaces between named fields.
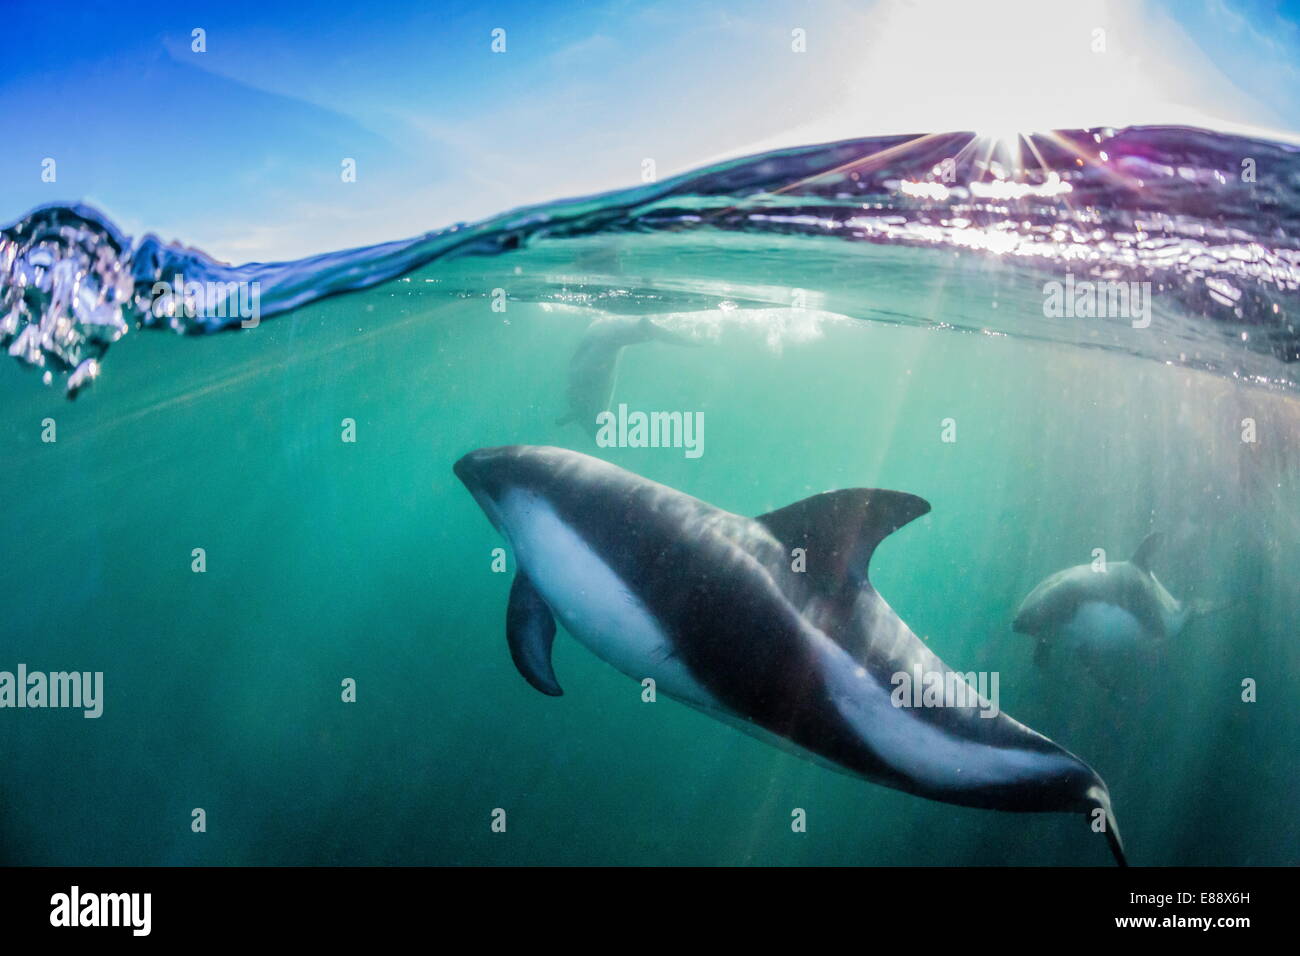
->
xmin=1130 ymin=532 xmax=1164 ymax=573
xmin=757 ymin=489 xmax=931 ymax=593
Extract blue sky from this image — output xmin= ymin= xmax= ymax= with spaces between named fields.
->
xmin=3 ymin=0 xmax=1298 ymax=261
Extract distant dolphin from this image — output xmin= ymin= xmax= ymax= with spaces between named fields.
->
xmin=1013 ymin=533 xmax=1224 ymax=670
xmin=455 ymin=445 xmax=1127 ymax=865
xmin=557 ymin=316 xmax=695 ymax=437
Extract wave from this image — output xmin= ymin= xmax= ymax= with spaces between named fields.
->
xmin=2 ymin=126 xmax=1297 ymax=397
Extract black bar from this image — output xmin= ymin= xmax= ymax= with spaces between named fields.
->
xmin=0 ymin=866 xmax=1278 ymax=940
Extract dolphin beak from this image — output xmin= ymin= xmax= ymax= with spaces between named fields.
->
xmin=1011 ymin=603 xmax=1036 ymax=634
xmin=454 ymin=445 xmax=523 ymax=492
xmin=454 ymin=447 xmax=511 ymax=534
xmin=453 ymin=450 xmax=482 ymax=490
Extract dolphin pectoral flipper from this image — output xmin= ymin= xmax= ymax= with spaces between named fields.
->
xmin=506 ymin=571 xmax=563 ymax=696
xmin=1033 ymin=638 xmax=1051 ymax=667
xmin=757 ymin=488 xmax=931 ymax=594
xmin=1130 ymin=532 xmax=1164 ymax=572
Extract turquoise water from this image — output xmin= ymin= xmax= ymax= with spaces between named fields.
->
xmin=2 ymin=128 xmax=1298 ymax=865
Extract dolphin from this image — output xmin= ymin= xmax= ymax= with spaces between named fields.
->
xmin=557 ymin=316 xmax=695 ymax=437
xmin=1013 ymin=533 xmax=1223 ymax=671
xmin=454 ymin=445 xmax=1127 ymax=865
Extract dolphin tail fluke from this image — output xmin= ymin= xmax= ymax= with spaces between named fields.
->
xmin=1188 ymin=596 xmax=1236 ymax=620
xmin=1086 ymin=784 xmax=1127 ymax=867
xmin=1172 ymin=595 xmax=1237 ymax=635
xmin=1104 ymin=817 xmax=1128 ymax=867
xmin=639 ymin=316 xmax=698 ymax=347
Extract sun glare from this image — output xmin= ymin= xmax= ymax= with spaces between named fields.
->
xmin=971 ymin=128 xmax=1029 ymax=172
xmin=826 ymin=0 xmax=1287 ymax=145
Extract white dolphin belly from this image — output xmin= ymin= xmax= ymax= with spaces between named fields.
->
xmin=1061 ymin=600 xmax=1146 ymax=650
xmin=814 ymin=634 xmax=1079 ymax=790
xmin=498 ymin=489 xmax=719 ymax=710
